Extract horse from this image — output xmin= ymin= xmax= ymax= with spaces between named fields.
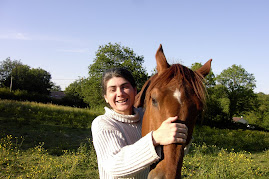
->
xmin=134 ymin=44 xmax=212 ymax=179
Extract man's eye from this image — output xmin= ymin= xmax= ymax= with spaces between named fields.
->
xmin=123 ymin=85 xmax=130 ymax=89
xmin=109 ymin=89 xmax=116 ymax=92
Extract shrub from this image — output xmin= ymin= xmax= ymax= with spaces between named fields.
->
xmin=193 ymin=126 xmax=269 ymax=152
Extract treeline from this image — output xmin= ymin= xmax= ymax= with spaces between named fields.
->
xmin=0 ymin=57 xmax=87 ymax=107
xmin=0 ymin=87 xmax=87 ymax=108
xmin=1 ymin=43 xmax=268 ymax=130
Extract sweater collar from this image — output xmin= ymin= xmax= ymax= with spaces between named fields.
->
xmin=104 ymin=107 xmax=141 ymax=123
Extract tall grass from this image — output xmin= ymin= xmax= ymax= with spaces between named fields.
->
xmin=182 ymin=144 xmax=269 ymax=178
xmin=0 ymin=135 xmax=98 ymax=178
xmin=193 ymin=125 xmax=269 ymax=152
xmin=0 ymin=99 xmax=103 ymax=155
xmin=1 ymin=134 xmax=268 ymax=179
xmin=0 ymin=99 xmax=103 ymax=128
xmin=182 ymin=125 xmax=269 ymax=178
xmin=0 ymin=99 xmax=268 ymax=178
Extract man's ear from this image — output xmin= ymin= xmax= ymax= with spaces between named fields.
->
xmin=104 ymin=95 xmax=108 ymax=103
xmin=134 ymin=87 xmax=137 ymax=96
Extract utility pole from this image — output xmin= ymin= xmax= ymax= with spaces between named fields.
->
xmin=10 ymin=76 xmax=13 ymax=92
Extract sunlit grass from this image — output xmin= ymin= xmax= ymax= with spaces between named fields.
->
xmin=0 ymin=135 xmax=98 ymax=179
xmin=0 ymin=99 xmax=268 ymax=178
xmin=182 ymin=143 xmax=269 ymax=178
xmin=0 ymin=99 xmax=103 ymax=128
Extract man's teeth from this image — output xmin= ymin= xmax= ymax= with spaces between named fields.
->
xmin=117 ymin=99 xmax=128 ymax=103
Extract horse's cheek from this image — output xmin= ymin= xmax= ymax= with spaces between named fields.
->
xmin=141 ymin=107 xmax=159 ymax=136
xmin=141 ymin=111 xmax=152 ymax=136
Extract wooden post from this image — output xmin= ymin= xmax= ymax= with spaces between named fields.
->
xmin=10 ymin=76 xmax=12 ymax=92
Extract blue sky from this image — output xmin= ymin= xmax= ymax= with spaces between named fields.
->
xmin=0 ymin=0 xmax=268 ymax=94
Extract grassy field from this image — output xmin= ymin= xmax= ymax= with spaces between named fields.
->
xmin=0 ymin=99 xmax=268 ymax=178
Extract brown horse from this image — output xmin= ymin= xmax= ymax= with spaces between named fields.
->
xmin=135 ymin=44 xmax=212 ymax=179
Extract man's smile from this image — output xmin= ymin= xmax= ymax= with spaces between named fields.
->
xmin=116 ymin=99 xmax=128 ymax=103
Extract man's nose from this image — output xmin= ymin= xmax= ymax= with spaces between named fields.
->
xmin=116 ymin=88 xmax=124 ymax=96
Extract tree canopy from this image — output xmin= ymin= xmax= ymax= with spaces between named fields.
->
xmin=0 ymin=57 xmax=23 ymax=87
xmin=74 ymin=43 xmax=148 ymax=107
xmin=215 ymin=64 xmax=257 ymax=120
xmin=191 ymin=62 xmax=216 ymax=88
xmin=216 ymin=64 xmax=256 ymax=91
xmin=0 ymin=58 xmax=52 ymax=95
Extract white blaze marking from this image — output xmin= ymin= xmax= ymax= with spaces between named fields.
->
xmin=173 ymin=88 xmax=182 ymax=105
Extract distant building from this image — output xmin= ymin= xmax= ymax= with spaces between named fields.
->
xmin=233 ymin=116 xmax=248 ymax=125
xmin=50 ymin=91 xmax=66 ymax=99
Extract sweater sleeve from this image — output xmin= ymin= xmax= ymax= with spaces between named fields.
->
xmin=92 ymin=120 xmax=160 ymax=178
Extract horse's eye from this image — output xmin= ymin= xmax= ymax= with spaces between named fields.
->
xmin=152 ymin=97 xmax=158 ymax=107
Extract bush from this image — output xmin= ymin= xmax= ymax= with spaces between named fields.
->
xmin=0 ymin=87 xmax=14 ymax=99
xmin=0 ymin=88 xmax=88 ymax=108
xmin=193 ymin=126 xmax=269 ymax=152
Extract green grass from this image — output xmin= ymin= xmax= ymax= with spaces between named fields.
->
xmin=193 ymin=125 xmax=269 ymax=153
xmin=0 ymin=135 xmax=98 ymax=178
xmin=0 ymin=99 xmax=103 ymax=155
xmin=0 ymin=99 xmax=268 ymax=178
xmin=182 ymin=144 xmax=269 ymax=178
xmin=0 ymin=99 xmax=102 ymax=128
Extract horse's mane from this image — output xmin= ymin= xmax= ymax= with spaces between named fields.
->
xmin=147 ymin=64 xmax=207 ymax=104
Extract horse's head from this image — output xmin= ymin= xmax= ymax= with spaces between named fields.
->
xmin=135 ymin=44 xmax=212 ymax=179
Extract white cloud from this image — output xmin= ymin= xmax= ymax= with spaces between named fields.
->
xmin=0 ymin=32 xmax=83 ymax=45
xmin=15 ymin=33 xmax=29 ymax=40
xmin=0 ymin=33 xmax=30 ymax=40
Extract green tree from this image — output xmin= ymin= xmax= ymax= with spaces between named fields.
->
xmin=245 ymin=93 xmax=269 ymax=130
xmin=0 ymin=57 xmax=23 ymax=87
xmin=1 ymin=59 xmax=52 ymax=95
xmin=203 ymin=84 xmax=231 ymax=126
xmin=216 ymin=64 xmax=257 ymax=120
xmin=81 ymin=43 xmax=148 ymax=107
xmin=190 ymin=62 xmax=231 ymax=126
xmin=27 ymin=68 xmax=52 ymax=94
xmin=5 ymin=64 xmax=31 ymax=91
xmin=191 ymin=62 xmax=216 ymax=88
xmin=64 ymin=78 xmax=87 ymax=107
xmin=51 ymin=82 xmax=62 ymax=91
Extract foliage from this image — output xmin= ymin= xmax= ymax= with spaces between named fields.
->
xmin=0 ymin=135 xmax=98 ymax=178
xmin=182 ymin=144 xmax=269 ymax=178
xmin=201 ymin=85 xmax=230 ymax=125
xmin=64 ymin=79 xmax=88 ymax=108
xmin=0 ymin=87 xmax=88 ymax=108
xmin=0 ymin=87 xmax=51 ymax=102
xmin=0 ymin=99 xmax=99 ymax=129
xmin=181 ymin=126 xmax=269 ymax=178
xmin=0 ymin=57 xmax=23 ymax=87
xmin=193 ymin=126 xmax=268 ymax=152
xmin=0 ymin=101 xmax=268 ymax=178
xmin=51 ymin=82 xmax=62 ymax=91
xmin=216 ymin=64 xmax=257 ymax=120
xmin=216 ymin=64 xmax=256 ymax=90
xmin=190 ymin=63 xmax=230 ymax=125
xmin=191 ymin=62 xmax=216 ymax=88
xmin=0 ymin=58 xmax=53 ymax=95
xmin=245 ymin=92 xmax=269 ymax=130
xmin=79 ymin=42 xmax=148 ymax=107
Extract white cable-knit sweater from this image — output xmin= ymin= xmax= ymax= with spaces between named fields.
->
xmin=91 ymin=107 xmax=161 ymax=179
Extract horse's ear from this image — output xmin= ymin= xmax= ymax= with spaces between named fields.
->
xmin=134 ymin=75 xmax=158 ymax=108
xmin=156 ymin=44 xmax=170 ymax=75
xmin=134 ymin=77 xmax=152 ymax=108
xmin=196 ymin=59 xmax=212 ymax=77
